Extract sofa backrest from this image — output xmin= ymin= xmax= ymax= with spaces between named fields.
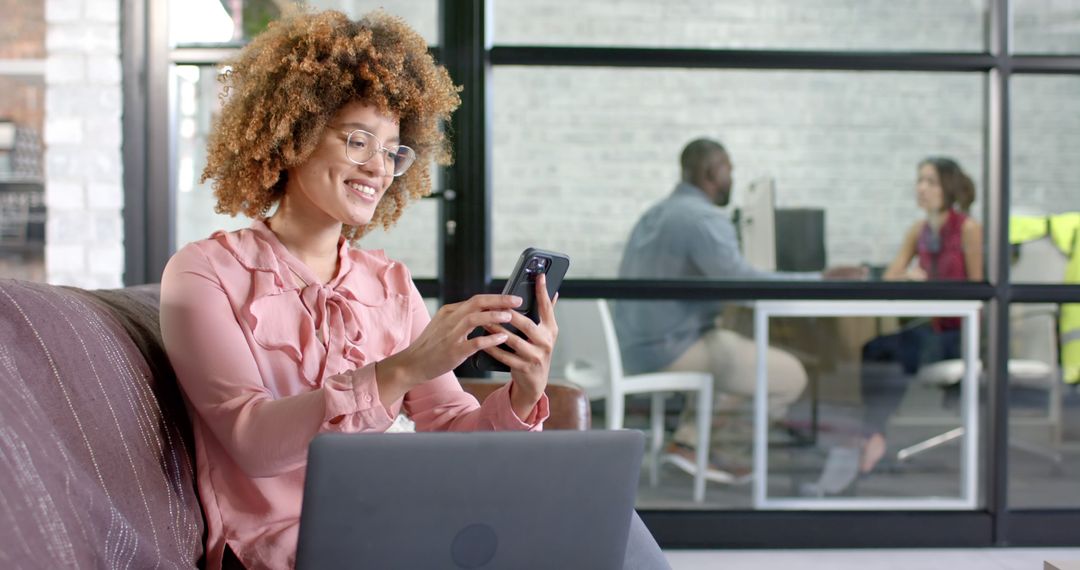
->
xmin=0 ymin=279 xmax=204 ymax=568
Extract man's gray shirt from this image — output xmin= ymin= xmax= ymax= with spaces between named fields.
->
xmin=612 ymin=182 xmax=816 ymax=374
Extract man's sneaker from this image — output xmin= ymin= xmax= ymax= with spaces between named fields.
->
xmin=660 ymin=442 xmax=753 ymax=485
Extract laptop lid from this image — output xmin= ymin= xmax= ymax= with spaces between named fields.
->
xmin=297 ymin=430 xmax=644 ymax=570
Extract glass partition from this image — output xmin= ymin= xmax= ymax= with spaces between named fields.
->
xmin=1014 ymin=0 xmax=1080 ymax=54
xmin=552 ymin=298 xmax=988 ymax=509
xmin=492 ymin=67 xmax=987 ymax=280
xmin=494 ymin=0 xmax=989 ymax=52
xmin=752 ymin=301 xmax=984 ymax=509
xmin=0 ymin=3 xmax=45 ymax=282
xmin=1007 ymin=302 xmax=1080 ymax=508
xmin=1010 ymin=75 xmax=1080 ymax=286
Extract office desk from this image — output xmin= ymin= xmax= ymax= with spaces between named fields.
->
xmin=752 ymin=300 xmax=981 ymax=510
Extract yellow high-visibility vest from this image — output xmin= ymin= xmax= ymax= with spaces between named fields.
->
xmin=1009 ymin=214 xmax=1080 ymax=384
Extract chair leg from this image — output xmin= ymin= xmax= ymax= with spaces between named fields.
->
xmin=650 ymin=393 xmax=665 ymax=488
xmin=607 ymin=393 xmax=625 ymax=431
xmin=694 ymin=381 xmax=713 ymax=503
xmin=896 ymin=426 xmax=1065 ymax=471
xmin=897 ymin=427 xmax=964 ymax=462
xmin=1009 ymin=437 xmax=1064 ymax=467
xmin=1049 ymin=377 xmax=1064 ymax=446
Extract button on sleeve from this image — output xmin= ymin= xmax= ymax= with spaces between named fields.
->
xmin=322 ymin=364 xmax=394 ymax=432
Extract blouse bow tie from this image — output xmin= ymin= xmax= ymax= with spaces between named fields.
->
xmin=298 ymin=283 xmax=365 ymax=379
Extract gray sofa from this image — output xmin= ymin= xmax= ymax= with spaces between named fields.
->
xmin=0 ymin=278 xmax=589 ymax=568
xmin=0 ymin=280 xmax=205 ymax=568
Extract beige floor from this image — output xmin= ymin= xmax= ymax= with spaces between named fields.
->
xmin=664 ymin=548 xmax=1080 ymax=570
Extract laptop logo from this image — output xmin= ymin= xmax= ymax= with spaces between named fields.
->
xmin=451 ymin=523 xmax=498 ymax=568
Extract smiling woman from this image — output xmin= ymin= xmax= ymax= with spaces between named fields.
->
xmin=200 ymin=9 xmax=458 ymax=242
xmin=169 ymin=1 xmax=444 ymax=275
xmin=266 ymin=101 xmax=411 ymax=280
xmin=157 ymin=9 xmax=587 ymax=570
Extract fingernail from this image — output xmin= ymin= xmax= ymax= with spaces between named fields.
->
xmin=498 ymin=311 xmax=512 ymax=322
xmin=495 ymin=333 xmax=508 ymax=342
xmin=510 ymin=296 xmax=522 ymax=306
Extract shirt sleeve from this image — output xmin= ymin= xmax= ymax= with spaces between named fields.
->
xmin=398 ymin=285 xmax=550 ymax=432
xmin=160 ymin=245 xmax=394 ymax=479
xmin=690 ymin=213 xmax=821 ymax=281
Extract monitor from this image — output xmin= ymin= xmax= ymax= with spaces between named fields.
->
xmin=775 ymin=208 xmax=827 ymax=272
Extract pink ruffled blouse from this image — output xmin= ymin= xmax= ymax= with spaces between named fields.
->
xmin=160 ymin=220 xmax=548 ymax=570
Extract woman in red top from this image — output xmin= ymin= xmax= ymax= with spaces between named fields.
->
xmin=884 ymin=157 xmax=982 ymax=283
xmin=858 ymin=157 xmax=984 ymax=474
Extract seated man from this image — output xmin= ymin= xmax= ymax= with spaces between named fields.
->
xmin=611 ymin=138 xmax=862 ymax=482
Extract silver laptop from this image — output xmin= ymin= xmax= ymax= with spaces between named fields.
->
xmin=297 ymin=430 xmax=644 ymax=570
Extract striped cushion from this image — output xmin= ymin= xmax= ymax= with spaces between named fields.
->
xmin=0 ymin=279 xmax=204 ymax=568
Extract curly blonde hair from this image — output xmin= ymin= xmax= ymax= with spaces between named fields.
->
xmin=201 ymin=9 xmax=461 ymax=241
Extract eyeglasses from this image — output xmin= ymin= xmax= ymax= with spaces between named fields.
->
xmin=340 ymin=128 xmax=416 ymax=177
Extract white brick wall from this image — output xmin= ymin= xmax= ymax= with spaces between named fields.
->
xmin=44 ymin=0 xmax=82 ymax=24
xmin=491 ymin=68 xmax=988 ymax=277
xmin=1014 ymin=0 xmax=1080 ymax=53
xmin=493 ymin=0 xmax=987 ymax=51
xmin=44 ymin=0 xmax=122 ymax=288
xmin=1012 ymin=75 xmax=1080 ymax=214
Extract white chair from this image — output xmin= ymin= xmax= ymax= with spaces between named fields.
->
xmin=897 ymin=236 xmax=1066 ymax=465
xmin=554 ymin=299 xmax=714 ymax=502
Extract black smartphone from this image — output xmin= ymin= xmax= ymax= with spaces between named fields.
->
xmin=469 ymin=248 xmax=570 ymax=372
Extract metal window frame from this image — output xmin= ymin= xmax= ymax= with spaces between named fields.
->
xmin=122 ymin=0 xmax=172 ymax=285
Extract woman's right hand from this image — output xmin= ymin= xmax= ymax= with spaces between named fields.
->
xmin=378 ymin=294 xmax=523 ymax=393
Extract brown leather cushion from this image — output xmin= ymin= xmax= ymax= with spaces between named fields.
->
xmin=458 ymin=379 xmax=590 ymax=431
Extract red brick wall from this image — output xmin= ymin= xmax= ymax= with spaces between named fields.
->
xmin=0 ymin=76 xmax=45 ymax=134
xmin=0 ymin=0 xmax=46 ymax=136
xmin=0 ymin=0 xmax=45 ymax=59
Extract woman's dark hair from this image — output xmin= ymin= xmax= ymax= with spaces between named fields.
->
xmin=920 ymin=156 xmax=976 ymax=213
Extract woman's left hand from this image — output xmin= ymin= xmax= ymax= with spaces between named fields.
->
xmin=481 ymin=273 xmax=558 ymax=420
